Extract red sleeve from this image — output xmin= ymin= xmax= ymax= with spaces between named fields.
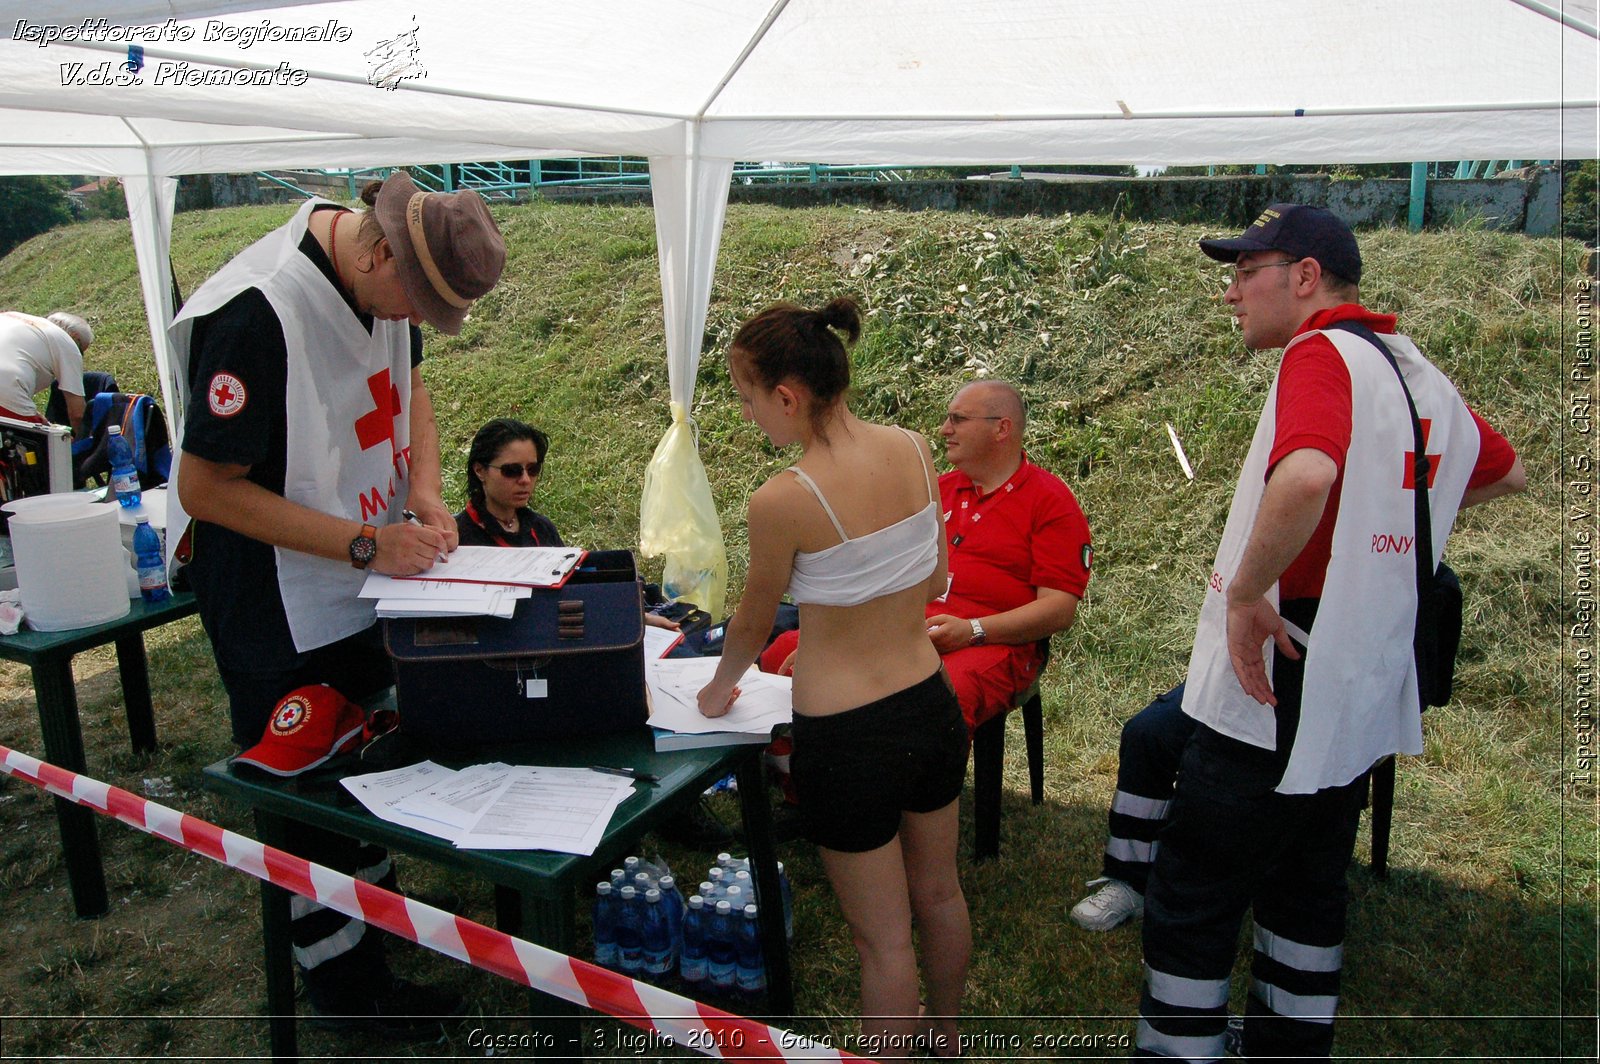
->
xmin=1027 ymin=483 xmax=1092 ymax=599
xmin=1465 ymin=407 xmax=1517 ymax=490
xmin=1269 ymin=335 xmax=1352 ymax=477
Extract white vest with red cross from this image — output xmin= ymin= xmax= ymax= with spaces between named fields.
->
xmin=169 ymin=199 xmax=414 ymax=652
xmin=1184 ymin=326 xmax=1481 ymax=794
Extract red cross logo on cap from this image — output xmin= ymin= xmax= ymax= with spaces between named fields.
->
xmin=270 ymin=696 xmax=310 ymax=736
xmin=353 ymin=370 xmax=402 ymax=452
xmin=207 ymin=372 xmax=247 ymax=418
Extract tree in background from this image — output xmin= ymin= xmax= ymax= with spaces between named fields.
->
xmin=0 ymin=176 xmax=73 ymax=257
xmin=79 ymin=178 xmax=129 ymax=222
xmin=1562 ymin=160 xmax=1598 ymax=246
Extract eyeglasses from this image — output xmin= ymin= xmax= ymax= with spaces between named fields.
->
xmin=488 ymin=462 xmax=541 ymax=479
xmin=942 ymin=413 xmax=1004 ymax=427
xmin=1228 ymin=259 xmax=1298 ymax=284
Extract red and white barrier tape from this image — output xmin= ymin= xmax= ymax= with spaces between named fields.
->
xmin=0 ymin=744 xmax=859 ymax=1062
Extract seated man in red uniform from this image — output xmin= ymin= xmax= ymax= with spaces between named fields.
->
xmin=763 ymin=379 xmax=1091 ymax=734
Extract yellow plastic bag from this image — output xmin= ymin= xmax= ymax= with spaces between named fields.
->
xmin=639 ymin=402 xmax=728 ymax=618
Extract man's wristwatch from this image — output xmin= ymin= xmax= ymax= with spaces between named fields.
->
xmin=349 ymin=524 xmax=378 ymax=570
xmin=969 ymin=618 xmax=987 ymax=646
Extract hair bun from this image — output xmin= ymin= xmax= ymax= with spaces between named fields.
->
xmin=818 ymin=296 xmax=862 ymax=346
xmin=359 ymin=179 xmax=385 ymax=207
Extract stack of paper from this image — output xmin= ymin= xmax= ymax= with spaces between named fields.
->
xmin=359 ymin=545 xmax=586 ymax=618
xmin=339 ymin=760 xmax=638 ymax=855
xmin=645 ymin=657 xmax=792 ymax=751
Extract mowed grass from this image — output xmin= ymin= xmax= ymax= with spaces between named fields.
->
xmin=0 ymin=197 xmax=1591 ymax=1061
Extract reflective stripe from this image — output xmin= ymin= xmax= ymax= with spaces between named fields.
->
xmin=1254 ymin=924 xmax=1343 ymax=972
xmin=1135 ymin=1018 xmax=1224 ymax=1061
xmin=1252 ymin=977 xmax=1338 ymax=1024
xmin=292 ymin=917 xmax=366 ymax=970
xmin=1145 ymin=964 xmax=1229 ymax=1010
xmin=1107 ymin=835 xmax=1159 ymax=864
xmin=1111 ymin=789 xmax=1172 ymax=821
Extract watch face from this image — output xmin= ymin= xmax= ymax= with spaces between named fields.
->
xmin=350 ymin=533 xmax=378 ymax=567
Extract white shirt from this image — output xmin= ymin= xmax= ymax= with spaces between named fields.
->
xmin=0 ymin=312 xmax=83 ymax=416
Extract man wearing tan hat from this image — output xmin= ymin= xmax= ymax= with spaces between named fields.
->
xmin=170 ymin=171 xmax=504 ymax=1035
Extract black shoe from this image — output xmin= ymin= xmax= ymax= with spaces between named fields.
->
xmin=653 ymin=798 xmax=736 ymax=850
xmin=308 ymin=974 xmax=467 ymax=1040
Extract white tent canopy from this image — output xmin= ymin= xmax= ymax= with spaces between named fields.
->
xmin=1 ymin=0 xmax=1594 ymax=592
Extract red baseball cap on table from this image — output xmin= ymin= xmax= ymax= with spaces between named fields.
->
xmin=233 ymin=684 xmax=366 ymax=776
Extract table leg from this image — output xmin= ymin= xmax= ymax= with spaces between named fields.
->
xmin=521 ymin=891 xmax=582 ymax=1061
xmin=113 ymin=633 xmax=157 ymax=755
xmin=254 ymin=810 xmax=299 ymax=1061
xmin=736 ymin=752 xmax=794 ymax=1016
xmin=31 ymin=655 xmax=107 ymax=919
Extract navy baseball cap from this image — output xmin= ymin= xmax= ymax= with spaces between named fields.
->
xmin=1199 ymin=203 xmax=1362 ymax=284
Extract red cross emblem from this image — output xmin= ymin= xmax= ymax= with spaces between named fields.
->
xmin=1403 ymin=418 xmax=1441 ymax=490
xmin=270 ymin=696 xmax=309 ymax=735
xmin=207 ymin=372 xmax=247 ymax=418
xmin=353 ymin=370 xmax=402 ymax=452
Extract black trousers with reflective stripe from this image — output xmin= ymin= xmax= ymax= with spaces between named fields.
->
xmin=1103 ymin=683 xmax=1194 ymax=894
xmin=1139 ymin=600 xmax=1367 ymax=1061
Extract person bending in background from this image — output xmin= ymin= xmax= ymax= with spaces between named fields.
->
xmin=454 ymin=417 xmax=563 ymax=547
xmin=0 ymin=310 xmax=92 ymax=432
xmin=172 ymin=172 xmax=504 ymax=1036
xmin=697 ymin=298 xmax=968 ymax=1058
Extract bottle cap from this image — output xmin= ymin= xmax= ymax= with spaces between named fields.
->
xmin=659 ymin=875 xmax=675 ymax=889
xmin=596 ymin=881 xmax=612 ymax=894
xmin=688 ymin=895 xmax=704 ymax=908
xmin=108 ymin=425 xmax=122 ymax=436
xmin=716 ymin=852 xmax=733 ymax=866
xmin=620 ymin=885 xmax=637 ymax=899
xmin=136 ymin=515 xmax=150 ymax=524
xmin=645 ymin=888 xmax=661 ymax=902
xmin=715 ymin=900 xmax=732 ymax=914
xmin=725 ymin=885 xmax=743 ymax=900
xmin=744 ymin=904 xmax=758 ymax=917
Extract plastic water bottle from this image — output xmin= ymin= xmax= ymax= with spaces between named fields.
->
xmin=593 ymin=881 xmax=619 ymax=968
xmin=622 ymin=855 xmax=642 ymax=885
xmin=616 ymin=885 xmax=642 ymax=976
xmin=679 ymin=896 xmax=709 ymax=991
xmin=133 ymin=517 xmax=169 ymax=604
xmin=610 ymin=868 xmax=628 ymax=892
xmin=659 ymin=874 xmax=685 ymax=948
xmin=642 ymin=888 xmax=673 ymax=981
xmin=736 ymin=903 xmax=767 ymax=998
xmin=698 ymin=879 xmax=719 ymax=904
xmin=707 ymin=900 xmax=737 ymax=993
xmin=633 ymin=870 xmax=655 ymax=897
xmin=107 ymin=424 xmax=140 ymax=508
xmin=722 ymin=884 xmax=744 ymax=911
xmin=732 ymin=869 xmax=753 ymax=897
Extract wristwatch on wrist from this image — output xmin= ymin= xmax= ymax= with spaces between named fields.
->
xmin=349 ymin=523 xmax=378 ymax=570
xmin=969 ymin=618 xmax=987 ymax=646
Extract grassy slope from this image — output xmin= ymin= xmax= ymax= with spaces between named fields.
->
xmin=0 ymin=200 xmax=1590 ymax=1060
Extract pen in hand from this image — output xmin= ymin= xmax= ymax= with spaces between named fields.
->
xmin=589 ymin=765 xmax=660 ymax=784
xmin=402 ymin=509 xmax=447 ymax=564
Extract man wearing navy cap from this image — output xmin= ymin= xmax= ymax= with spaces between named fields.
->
xmin=1135 ymin=204 xmax=1525 ymax=1059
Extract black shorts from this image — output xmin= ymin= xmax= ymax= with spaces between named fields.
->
xmin=789 ymin=668 xmax=970 ymax=853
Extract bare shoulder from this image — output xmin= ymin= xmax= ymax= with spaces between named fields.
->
xmin=749 ymin=471 xmax=811 ymax=525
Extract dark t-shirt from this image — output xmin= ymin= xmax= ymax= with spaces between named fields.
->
xmin=182 ymin=208 xmax=422 ymax=676
xmin=453 ymin=502 xmax=564 ymax=548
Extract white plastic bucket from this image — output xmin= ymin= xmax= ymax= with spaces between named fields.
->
xmin=9 ymin=501 xmax=130 ymax=631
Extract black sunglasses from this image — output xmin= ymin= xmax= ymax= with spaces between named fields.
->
xmin=487 ymin=462 xmax=541 ymax=479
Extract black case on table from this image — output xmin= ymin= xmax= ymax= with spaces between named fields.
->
xmin=385 ymin=550 xmax=646 ymax=747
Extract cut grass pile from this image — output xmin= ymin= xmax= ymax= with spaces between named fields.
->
xmin=0 ymin=196 xmax=1591 ymax=1060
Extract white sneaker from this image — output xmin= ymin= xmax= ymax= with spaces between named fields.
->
xmin=1069 ymin=877 xmax=1144 ymax=931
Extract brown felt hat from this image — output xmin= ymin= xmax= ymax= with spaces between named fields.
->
xmin=374 ymin=171 xmax=505 ymax=334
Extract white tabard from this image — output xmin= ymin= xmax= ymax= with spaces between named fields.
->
xmin=1184 ymin=326 xmax=1480 ymax=793
xmin=168 ymin=199 xmax=415 ymax=652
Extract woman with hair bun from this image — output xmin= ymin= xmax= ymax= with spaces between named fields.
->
xmin=698 ymin=297 xmax=968 ymax=1057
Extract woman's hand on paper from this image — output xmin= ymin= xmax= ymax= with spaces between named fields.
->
xmin=644 ymin=613 xmax=681 ymax=631
xmin=697 ymin=681 xmax=741 ymax=718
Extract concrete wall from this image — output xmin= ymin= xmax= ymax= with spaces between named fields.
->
xmin=545 ymin=168 xmax=1567 ymax=237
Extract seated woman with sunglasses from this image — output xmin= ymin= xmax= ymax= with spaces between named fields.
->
xmin=454 ymin=418 xmax=563 ymax=547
